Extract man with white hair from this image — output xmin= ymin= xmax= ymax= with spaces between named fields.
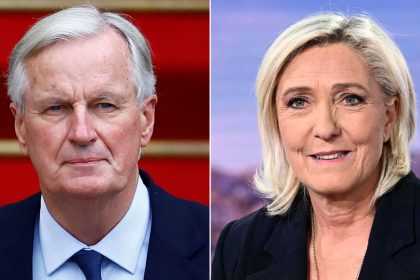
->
xmin=0 ymin=5 xmax=208 ymax=280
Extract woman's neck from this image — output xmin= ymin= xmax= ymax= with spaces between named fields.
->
xmin=309 ymin=184 xmax=375 ymax=237
xmin=308 ymin=187 xmax=375 ymax=280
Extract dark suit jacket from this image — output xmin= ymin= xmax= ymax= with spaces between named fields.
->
xmin=0 ymin=170 xmax=209 ymax=280
xmin=212 ymin=171 xmax=420 ymax=280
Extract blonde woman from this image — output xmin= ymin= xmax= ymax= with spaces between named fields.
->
xmin=213 ymin=13 xmax=418 ymax=280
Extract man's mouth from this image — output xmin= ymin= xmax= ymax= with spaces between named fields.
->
xmin=67 ymin=158 xmax=104 ymax=164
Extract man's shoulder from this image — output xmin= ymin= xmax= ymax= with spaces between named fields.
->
xmin=166 ymin=194 xmax=208 ymax=227
xmin=139 ymin=170 xmax=209 ymax=278
xmin=139 ymin=169 xmax=208 ymax=232
xmin=0 ymin=193 xmax=40 ymax=224
xmin=0 ymin=192 xmax=39 ymax=278
xmin=140 ymin=169 xmax=207 ymax=208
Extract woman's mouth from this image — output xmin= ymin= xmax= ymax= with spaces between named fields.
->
xmin=310 ymin=151 xmax=350 ymax=160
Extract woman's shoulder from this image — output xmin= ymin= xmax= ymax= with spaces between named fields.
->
xmin=212 ymin=206 xmax=283 ymax=279
xmin=222 ymin=206 xmax=279 ymax=240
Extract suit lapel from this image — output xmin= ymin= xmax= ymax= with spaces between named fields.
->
xmin=360 ymin=172 xmax=418 ymax=280
xmin=141 ymin=171 xmax=207 ymax=280
xmin=0 ymin=193 xmax=40 ymax=279
xmin=247 ymin=195 xmax=310 ymax=280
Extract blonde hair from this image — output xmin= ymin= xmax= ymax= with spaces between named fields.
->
xmin=254 ymin=13 xmax=416 ymax=215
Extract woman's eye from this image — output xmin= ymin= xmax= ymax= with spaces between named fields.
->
xmin=344 ymin=94 xmax=364 ymax=105
xmin=288 ymin=98 xmax=307 ymax=109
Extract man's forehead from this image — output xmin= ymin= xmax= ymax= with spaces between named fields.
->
xmin=23 ymin=28 xmax=135 ymax=104
xmin=25 ymin=29 xmax=131 ymax=76
xmin=26 ymin=28 xmax=130 ymax=67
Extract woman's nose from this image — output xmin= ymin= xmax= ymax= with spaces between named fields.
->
xmin=313 ymin=103 xmax=341 ymax=141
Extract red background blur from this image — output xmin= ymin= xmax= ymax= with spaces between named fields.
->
xmin=0 ymin=10 xmax=209 ymax=206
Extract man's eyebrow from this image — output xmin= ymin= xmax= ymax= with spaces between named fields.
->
xmin=88 ymin=93 xmax=128 ymax=103
xmin=332 ymin=83 xmax=369 ymax=93
xmin=35 ymin=97 xmax=69 ymax=106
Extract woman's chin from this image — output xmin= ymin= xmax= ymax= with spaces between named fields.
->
xmin=304 ymin=178 xmax=365 ymax=199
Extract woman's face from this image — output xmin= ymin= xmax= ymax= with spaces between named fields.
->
xmin=276 ymin=43 xmax=397 ymax=197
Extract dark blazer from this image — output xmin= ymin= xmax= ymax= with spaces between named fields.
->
xmin=212 ymin=171 xmax=420 ymax=280
xmin=0 ymin=170 xmax=209 ymax=280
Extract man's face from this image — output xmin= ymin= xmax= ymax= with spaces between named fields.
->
xmin=11 ymin=29 xmax=156 ymax=200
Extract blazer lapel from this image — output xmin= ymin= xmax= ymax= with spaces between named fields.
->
xmin=142 ymin=171 xmax=207 ymax=280
xmin=247 ymin=197 xmax=310 ymax=280
xmin=0 ymin=193 xmax=40 ymax=279
xmin=360 ymin=172 xmax=418 ymax=280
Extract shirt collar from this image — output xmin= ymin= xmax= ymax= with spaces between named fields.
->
xmin=39 ymin=176 xmax=151 ymax=275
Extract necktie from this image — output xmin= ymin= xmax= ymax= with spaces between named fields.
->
xmin=70 ymin=249 xmax=104 ymax=280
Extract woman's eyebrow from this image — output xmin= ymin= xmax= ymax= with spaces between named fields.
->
xmin=280 ymin=83 xmax=369 ymax=98
xmin=280 ymin=86 xmax=312 ymax=98
xmin=332 ymin=83 xmax=369 ymax=93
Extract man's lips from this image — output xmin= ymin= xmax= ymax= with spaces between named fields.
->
xmin=65 ymin=158 xmax=105 ymax=164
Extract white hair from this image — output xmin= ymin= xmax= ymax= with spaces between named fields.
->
xmin=7 ymin=4 xmax=156 ymax=112
xmin=254 ymin=13 xmax=416 ymax=215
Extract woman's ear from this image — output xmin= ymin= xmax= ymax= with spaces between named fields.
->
xmin=384 ymin=96 xmax=399 ymax=142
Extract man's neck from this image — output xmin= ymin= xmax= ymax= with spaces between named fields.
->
xmin=42 ymin=180 xmax=138 ymax=245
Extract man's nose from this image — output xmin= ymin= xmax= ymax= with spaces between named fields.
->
xmin=68 ymin=107 xmax=97 ymax=146
xmin=313 ymin=103 xmax=341 ymax=141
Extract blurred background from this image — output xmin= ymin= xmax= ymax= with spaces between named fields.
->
xmin=211 ymin=0 xmax=420 ymax=254
xmin=0 ymin=0 xmax=209 ymax=206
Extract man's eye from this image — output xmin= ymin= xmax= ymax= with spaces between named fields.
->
xmin=287 ymin=98 xmax=307 ymax=109
xmin=49 ymin=105 xmax=63 ymax=111
xmin=98 ymin=103 xmax=114 ymax=109
xmin=344 ymin=94 xmax=364 ymax=105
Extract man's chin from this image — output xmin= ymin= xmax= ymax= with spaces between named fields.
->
xmin=56 ymin=176 xmax=117 ymax=200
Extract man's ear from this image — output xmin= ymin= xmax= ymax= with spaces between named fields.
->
xmin=384 ymin=96 xmax=399 ymax=142
xmin=140 ymin=96 xmax=158 ymax=147
xmin=10 ymin=103 xmax=28 ymax=155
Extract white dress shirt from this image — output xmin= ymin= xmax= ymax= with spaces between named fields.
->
xmin=33 ymin=176 xmax=151 ymax=280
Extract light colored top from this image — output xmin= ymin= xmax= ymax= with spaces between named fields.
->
xmin=33 ymin=176 xmax=152 ymax=280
